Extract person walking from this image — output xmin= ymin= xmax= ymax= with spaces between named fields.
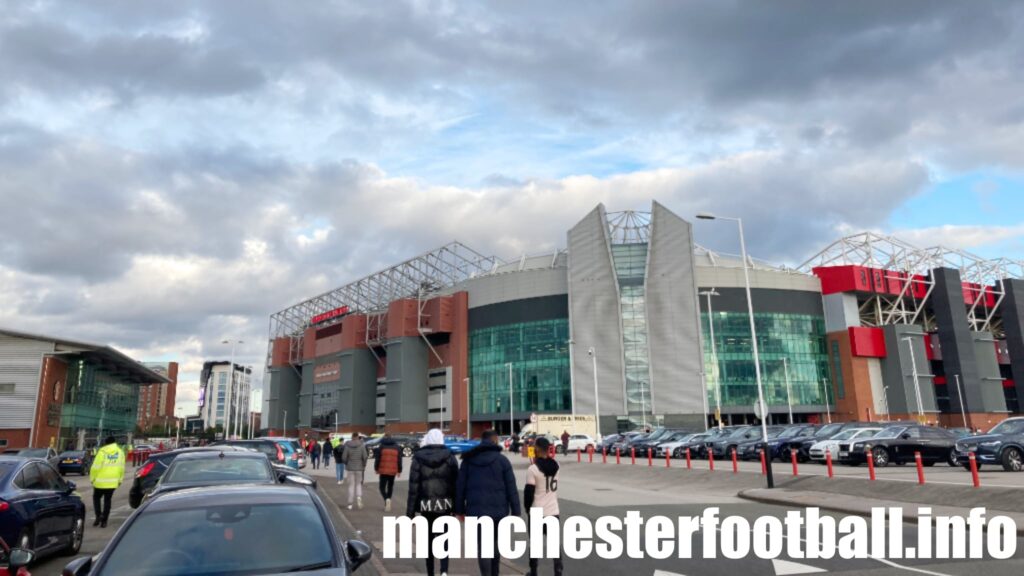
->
xmin=407 ymin=429 xmax=458 ymax=576
xmin=342 ymin=433 xmax=368 ymax=510
xmin=456 ymin=430 xmax=521 ymax=576
xmin=89 ymin=436 xmax=125 ymax=528
xmin=332 ymin=437 xmax=346 ymax=485
xmin=310 ymin=438 xmax=322 ymax=470
xmin=322 ymin=438 xmax=332 ymax=467
xmin=374 ymin=433 xmax=403 ymax=512
xmin=560 ymin=430 xmax=570 ymax=455
xmin=525 ymin=437 xmax=563 ymax=576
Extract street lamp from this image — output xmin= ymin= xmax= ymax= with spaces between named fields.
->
xmin=900 ymin=336 xmax=926 ymax=423
xmin=699 ymin=289 xmax=721 ymax=430
xmin=567 ymin=339 xmax=577 ymax=434
xmin=696 ymin=212 xmax=773 ymax=488
xmin=782 ymin=357 xmax=794 ymax=425
xmin=821 ymin=379 xmax=833 ymax=424
xmin=881 ymin=385 xmax=891 ymax=421
xmin=506 ymin=362 xmax=514 ymax=436
xmin=464 ymin=377 xmax=471 ymax=437
xmin=640 ymin=381 xmax=648 ymax=430
xmin=222 ymin=339 xmax=243 ymax=438
xmin=588 ymin=347 xmax=601 ymax=442
xmin=953 ymin=374 xmax=968 ymax=429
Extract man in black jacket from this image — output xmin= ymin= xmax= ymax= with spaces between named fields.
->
xmin=456 ymin=430 xmax=521 ymax=576
xmin=407 ymin=429 xmax=458 ymax=576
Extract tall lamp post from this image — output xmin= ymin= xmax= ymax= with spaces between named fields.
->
xmin=901 ymin=336 xmax=926 ymax=423
xmin=953 ymin=374 xmax=968 ymax=429
xmin=588 ymin=347 xmax=601 ymax=442
xmin=881 ymin=385 xmax=891 ymax=421
xmin=464 ymin=377 xmax=471 ymax=437
xmin=821 ymin=379 xmax=833 ymax=424
xmin=506 ymin=362 xmax=514 ymax=436
xmin=568 ymin=339 xmax=577 ymax=433
xmin=699 ymin=289 xmax=722 ymax=430
xmin=697 ymin=212 xmax=773 ymax=488
xmin=782 ymin=357 xmax=794 ymax=425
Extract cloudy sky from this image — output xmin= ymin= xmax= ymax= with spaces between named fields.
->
xmin=2 ymin=1 xmax=1023 ymax=416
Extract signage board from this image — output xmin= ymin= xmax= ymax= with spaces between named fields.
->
xmin=311 ymin=306 xmax=350 ymax=325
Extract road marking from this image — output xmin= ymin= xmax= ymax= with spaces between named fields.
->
xmin=772 ymin=559 xmax=826 ymax=575
xmin=653 ymin=570 xmax=686 ymax=576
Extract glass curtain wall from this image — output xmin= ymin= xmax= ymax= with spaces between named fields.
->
xmin=701 ymin=311 xmax=830 ymax=413
xmin=610 ymin=243 xmax=652 ymax=421
xmin=59 ymin=358 xmax=140 ymax=446
xmin=469 ymin=319 xmax=570 ymax=416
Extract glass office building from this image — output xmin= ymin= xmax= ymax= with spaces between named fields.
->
xmin=59 ymin=358 xmax=141 ymax=444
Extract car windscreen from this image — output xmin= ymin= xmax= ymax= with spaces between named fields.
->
xmin=829 ymin=429 xmax=862 ymax=441
xmin=18 ymin=448 xmax=50 ymax=458
xmin=814 ymin=423 xmax=844 ymax=438
xmin=59 ymin=451 xmax=86 ymax=458
xmin=163 ymin=458 xmax=271 ymax=484
xmin=96 ymin=502 xmax=334 ymax=576
xmin=988 ymin=419 xmax=1024 ymax=436
xmin=873 ymin=426 xmax=906 ymax=439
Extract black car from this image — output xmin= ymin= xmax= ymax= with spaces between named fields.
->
xmin=954 ymin=417 xmax=1024 ymax=472
xmin=630 ymin=429 xmax=688 ymax=457
xmin=735 ymin=426 xmax=786 ymax=460
xmin=707 ymin=426 xmax=760 ymax=458
xmin=671 ymin=433 xmax=712 ymax=458
xmin=370 ymin=434 xmax=421 ymax=459
xmin=129 ymin=446 xmax=253 ymax=508
xmin=594 ymin=434 xmax=623 ymax=455
xmin=61 ymin=484 xmax=373 ymax=576
xmin=766 ymin=424 xmax=819 ymax=462
xmin=0 ymin=456 xmax=85 ymax=561
xmin=56 ymin=451 xmax=92 ymax=476
xmin=211 ymin=439 xmax=292 ymax=467
xmin=146 ymin=451 xmax=314 ymax=504
xmin=839 ymin=425 xmax=958 ymax=467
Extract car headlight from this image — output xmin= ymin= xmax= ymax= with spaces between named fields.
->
xmin=980 ymin=440 xmax=1002 ymax=447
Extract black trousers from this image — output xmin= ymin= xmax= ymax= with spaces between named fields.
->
xmin=477 ymin=523 xmax=503 ymax=576
xmin=528 ymin=515 xmax=563 ymax=576
xmin=93 ymin=488 xmax=114 ymax=521
xmin=379 ymin=475 xmax=395 ymax=500
xmin=423 ymin=513 xmax=450 ymax=576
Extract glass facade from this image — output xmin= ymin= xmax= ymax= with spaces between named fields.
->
xmin=702 ymin=311 xmax=830 ymax=413
xmin=611 ymin=242 xmax=652 ymax=419
xmin=59 ymin=358 xmax=141 ymax=445
xmin=469 ymin=319 xmax=571 ymax=415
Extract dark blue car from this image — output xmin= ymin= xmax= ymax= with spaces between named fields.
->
xmin=0 ymin=456 xmax=85 ymax=561
xmin=56 ymin=451 xmax=92 ymax=476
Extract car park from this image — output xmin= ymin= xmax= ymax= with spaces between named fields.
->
xmin=670 ymin=433 xmax=711 ymax=458
xmin=652 ymin=432 xmax=695 ymax=457
xmin=839 ymin=424 xmax=958 ymax=467
xmin=130 ymin=446 xmax=265 ymax=508
xmin=61 ymin=484 xmax=373 ymax=576
xmin=630 ymin=429 xmax=689 ymax=457
xmin=0 ymin=456 xmax=85 ymax=562
xmin=766 ymin=424 xmax=820 ymax=461
xmin=808 ymin=427 xmax=882 ymax=462
xmin=594 ymin=434 xmax=623 ymax=455
xmin=55 ymin=451 xmax=92 ymax=476
xmin=707 ymin=426 xmax=761 ymax=459
xmin=734 ymin=426 xmax=786 ymax=460
xmin=954 ymin=416 xmax=1024 ymax=472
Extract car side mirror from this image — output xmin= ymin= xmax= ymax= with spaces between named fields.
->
xmin=345 ymin=539 xmax=372 ymax=570
xmin=901 ymin=433 xmax=911 ymax=440
xmin=65 ymin=480 xmax=77 ymax=493
xmin=62 ymin=555 xmax=93 ymax=576
xmin=8 ymin=548 xmax=34 ymax=571
xmin=282 ymin=474 xmax=314 ymax=486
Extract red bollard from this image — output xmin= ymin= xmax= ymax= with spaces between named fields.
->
xmin=602 ymin=447 xmax=607 ymax=464
xmin=666 ymin=450 xmax=671 ymax=468
xmin=577 ymin=448 xmax=581 ymax=463
xmin=731 ymin=448 xmax=739 ymax=474
xmin=709 ymin=449 xmax=715 ymax=472
xmin=616 ymin=447 xmax=621 ymax=464
xmin=631 ymin=447 xmax=636 ymax=465
xmin=685 ymin=448 xmax=692 ymax=469
xmin=588 ymin=445 xmax=594 ymax=463
xmin=647 ymin=448 xmax=652 ymax=467
xmin=867 ymin=448 xmax=876 ymax=481
xmin=790 ymin=450 xmax=799 ymax=476
xmin=969 ymin=453 xmax=980 ymax=488
xmin=825 ymin=449 xmax=834 ymax=479
xmin=915 ymin=451 xmax=925 ymax=485
xmin=759 ymin=449 xmax=767 ymax=476
xmin=549 ymin=445 xmax=556 ymax=459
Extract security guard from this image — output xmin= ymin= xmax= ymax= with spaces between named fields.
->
xmin=89 ymin=436 xmax=125 ymax=527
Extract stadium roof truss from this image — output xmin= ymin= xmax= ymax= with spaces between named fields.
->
xmin=800 ymin=232 xmax=1024 ymax=334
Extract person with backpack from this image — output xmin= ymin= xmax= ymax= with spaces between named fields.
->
xmin=332 ymin=436 xmax=346 ymax=485
xmin=456 ymin=430 xmax=521 ymax=576
xmin=342 ymin=433 xmax=368 ymax=510
xmin=310 ymin=438 xmax=322 ymax=469
xmin=322 ymin=438 xmax=332 ymax=467
xmin=374 ymin=433 xmax=403 ymax=512
xmin=525 ymin=437 xmax=562 ymax=576
xmin=407 ymin=428 xmax=458 ymax=576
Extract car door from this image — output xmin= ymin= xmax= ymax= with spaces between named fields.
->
xmin=922 ymin=428 xmax=953 ymax=461
xmin=22 ymin=463 xmax=61 ymax=550
xmin=36 ymin=462 xmax=76 ymax=543
xmin=894 ymin=427 xmax=922 ymax=463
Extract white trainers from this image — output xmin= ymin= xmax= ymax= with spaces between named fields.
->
xmin=384 ymin=498 xmax=391 ymax=512
xmin=347 ymin=504 xmax=353 ymax=510
xmin=357 ymin=497 xmax=363 ymax=510
xmin=337 ymin=480 xmax=342 ymax=485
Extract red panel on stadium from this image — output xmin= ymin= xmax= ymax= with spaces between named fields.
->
xmin=848 ymin=326 xmax=886 ymax=357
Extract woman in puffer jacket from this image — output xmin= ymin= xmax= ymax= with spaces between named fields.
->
xmin=406 ymin=429 xmax=458 ymax=576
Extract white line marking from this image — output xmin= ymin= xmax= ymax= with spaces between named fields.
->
xmin=772 ymin=558 xmax=827 ymax=575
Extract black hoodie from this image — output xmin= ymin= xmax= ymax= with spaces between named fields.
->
xmin=406 ymin=445 xmax=458 ymax=517
xmin=455 ymin=441 xmax=522 ymax=519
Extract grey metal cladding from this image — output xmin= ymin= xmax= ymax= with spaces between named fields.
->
xmin=568 ymin=204 xmax=624 ymax=416
xmin=0 ymin=334 xmax=52 ymax=429
xmin=267 ymin=367 xmax=300 ymax=429
xmin=646 ymin=202 xmax=703 ymax=414
xmin=881 ymin=324 xmax=938 ymax=414
xmin=384 ymin=337 xmax=428 ymax=423
xmin=1003 ymin=279 xmax=1024 ymax=403
xmin=971 ymin=332 xmax=1008 ymax=412
xmin=461 ymin=267 xmax=568 ymax=309
xmin=298 ymin=361 xmax=314 ymax=427
xmin=339 ymin=348 xmax=377 ymax=426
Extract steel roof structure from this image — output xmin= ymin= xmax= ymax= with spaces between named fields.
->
xmin=269 ymin=241 xmax=502 ymax=339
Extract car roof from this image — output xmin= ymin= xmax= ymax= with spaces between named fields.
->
xmin=155 ymin=446 xmax=252 ymax=458
xmin=169 ymin=451 xmax=268 ymax=462
xmin=144 ymin=484 xmax=314 ymax=512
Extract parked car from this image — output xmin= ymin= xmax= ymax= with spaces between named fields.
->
xmin=0 ymin=456 xmax=85 ymax=562
xmin=443 ymin=436 xmax=480 ymax=454
xmin=55 ymin=451 xmax=92 ymax=476
xmin=653 ymin=432 xmax=697 ymax=457
xmin=0 ymin=537 xmax=33 ymax=576
xmin=767 ymin=424 xmax=820 ymax=461
xmin=594 ymin=434 xmax=622 ymax=455
xmin=2 ymin=449 xmax=59 ymax=469
xmin=145 ymin=451 xmax=313 ymax=504
xmin=734 ymin=426 xmax=787 ymax=460
xmin=261 ymin=437 xmax=307 ymax=469
xmin=630 ymin=429 xmax=689 ymax=457
xmin=561 ymin=434 xmax=596 ymax=454
xmin=130 ymin=446 xmax=264 ymax=508
xmin=132 ymin=444 xmax=157 ymax=453
xmin=839 ymin=425 xmax=958 ymax=467
xmin=808 ymin=427 xmax=882 ymax=462
xmin=954 ymin=417 xmax=1024 ymax=472
xmin=707 ymin=426 xmax=761 ymax=459
xmin=669 ymin=433 xmax=711 ymax=458
xmin=211 ymin=438 xmax=292 ymax=468
xmin=61 ymin=485 xmax=373 ymax=576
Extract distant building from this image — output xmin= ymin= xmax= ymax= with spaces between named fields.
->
xmin=198 ymin=361 xmax=252 ymax=435
xmin=0 ymin=327 xmax=170 ymax=449
xmin=136 ymin=362 xmax=178 ymax=430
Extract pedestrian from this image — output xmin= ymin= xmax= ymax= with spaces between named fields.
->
xmin=374 ymin=433 xmax=403 ymax=512
xmin=407 ymin=428 xmax=458 ymax=576
xmin=310 ymin=438 xmax=322 ymax=470
xmin=322 ymin=438 xmax=332 ymax=467
xmin=89 ymin=435 xmax=125 ymax=528
xmin=332 ymin=436 xmax=346 ymax=485
xmin=560 ymin=430 xmax=570 ymax=454
xmin=525 ymin=437 xmax=562 ymax=576
xmin=456 ymin=429 xmax=521 ymax=576
xmin=342 ymin=433 xmax=368 ymax=510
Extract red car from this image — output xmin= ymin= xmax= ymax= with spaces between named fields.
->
xmin=0 ymin=537 xmax=32 ymax=576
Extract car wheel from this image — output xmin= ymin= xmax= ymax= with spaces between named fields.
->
xmin=1001 ymin=447 xmax=1023 ymax=472
xmin=948 ymin=449 xmax=959 ymax=467
xmin=63 ymin=515 xmax=84 ymax=556
xmin=872 ymin=447 xmax=890 ymax=468
xmin=402 ymin=446 xmax=412 ymax=458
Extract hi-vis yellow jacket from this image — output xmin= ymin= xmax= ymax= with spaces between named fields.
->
xmin=89 ymin=443 xmax=126 ymax=489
